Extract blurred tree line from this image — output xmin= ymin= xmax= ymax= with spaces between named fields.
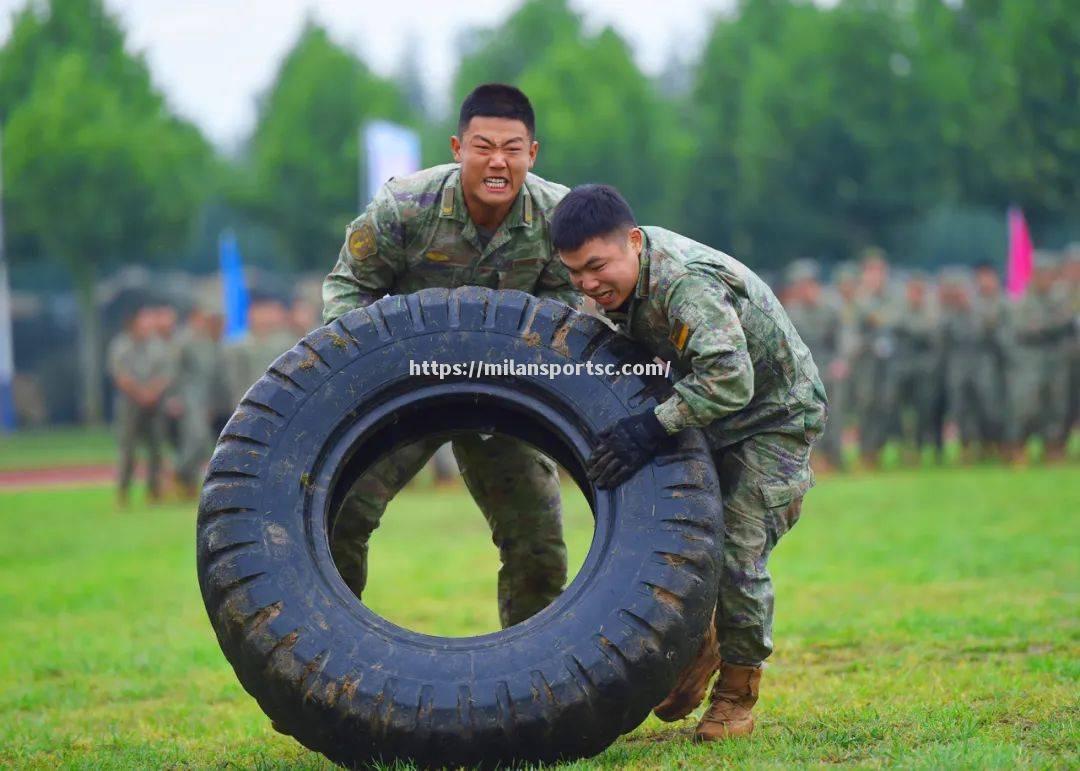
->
xmin=2 ymin=0 xmax=1078 ymax=283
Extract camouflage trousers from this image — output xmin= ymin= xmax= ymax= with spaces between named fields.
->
xmin=853 ymin=355 xmax=897 ymax=455
xmin=895 ymin=358 xmax=944 ymax=449
xmin=1009 ymin=346 xmax=1070 ymax=446
xmin=710 ymin=431 xmax=815 ymax=666
xmin=330 ymin=434 xmax=567 ymax=628
xmin=817 ymin=371 xmax=847 ymax=465
xmin=946 ymin=352 xmax=1006 ymax=446
xmin=115 ymin=399 xmax=163 ymax=496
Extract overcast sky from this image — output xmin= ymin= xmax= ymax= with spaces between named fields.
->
xmin=0 ymin=0 xmax=737 ymax=149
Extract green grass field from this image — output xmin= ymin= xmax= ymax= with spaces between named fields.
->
xmin=0 ymin=427 xmax=115 ymax=471
xmin=1 ymin=467 xmax=1077 ymax=769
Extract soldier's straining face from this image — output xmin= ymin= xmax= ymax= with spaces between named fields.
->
xmin=451 ymin=117 xmax=538 ymax=225
xmin=559 ymin=228 xmax=643 ymax=311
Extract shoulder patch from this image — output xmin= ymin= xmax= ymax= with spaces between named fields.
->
xmin=347 ymin=222 xmax=377 ymax=261
xmin=669 ymin=320 xmax=691 ymax=353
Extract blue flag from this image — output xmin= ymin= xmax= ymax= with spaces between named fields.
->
xmin=219 ymin=231 xmax=248 ymax=342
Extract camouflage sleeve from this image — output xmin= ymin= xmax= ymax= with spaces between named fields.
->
xmin=322 ymin=184 xmax=406 ymax=323
xmin=160 ymin=340 xmax=181 ymax=389
xmin=1011 ymin=299 xmax=1050 ymax=343
xmin=106 ymin=337 xmax=129 ymax=380
xmin=653 ymin=273 xmax=754 ymax=434
xmin=534 ymin=254 xmax=585 ymax=310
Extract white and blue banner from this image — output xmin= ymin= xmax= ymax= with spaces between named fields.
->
xmin=362 ymin=121 xmax=421 ymax=206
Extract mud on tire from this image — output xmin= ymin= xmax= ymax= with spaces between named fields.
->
xmin=196 ymin=287 xmax=723 ymax=768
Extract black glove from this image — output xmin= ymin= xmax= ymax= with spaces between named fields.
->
xmin=587 ymin=410 xmax=671 ymax=488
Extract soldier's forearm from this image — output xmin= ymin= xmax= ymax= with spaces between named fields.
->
xmin=656 ymin=359 xmax=754 ymax=434
xmin=114 ymin=374 xmax=139 ymax=399
xmin=322 ymin=279 xmax=383 ymax=324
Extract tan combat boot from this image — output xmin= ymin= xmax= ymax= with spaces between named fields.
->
xmin=653 ymin=618 xmax=720 ymax=721
xmin=693 ymin=661 xmax=762 ymax=741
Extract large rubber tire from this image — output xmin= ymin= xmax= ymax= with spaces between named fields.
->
xmin=196 ymin=287 xmax=723 ymax=768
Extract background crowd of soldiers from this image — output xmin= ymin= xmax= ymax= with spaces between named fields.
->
xmin=783 ymin=245 xmax=1079 ymax=470
xmin=107 ymin=244 xmax=1078 ymax=502
xmin=106 ymin=295 xmax=318 ymax=504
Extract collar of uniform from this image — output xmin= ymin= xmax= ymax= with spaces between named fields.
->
xmin=438 ymin=167 xmax=534 ymax=229
xmin=439 ymin=168 xmax=468 ymax=223
xmin=509 ymin=179 xmax=535 ymax=229
xmin=633 ymin=230 xmax=652 ymax=301
xmin=610 ymin=230 xmax=652 ymax=333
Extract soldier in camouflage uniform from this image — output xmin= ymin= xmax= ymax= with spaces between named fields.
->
xmin=224 ymin=297 xmax=298 ymax=406
xmin=173 ymin=302 xmax=225 ymax=497
xmin=892 ymin=272 xmax=943 ymax=460
xmin=850 ymin=249 xmax=899 ymax=465
xmin=551 ymin=185 xmax=826 ymax=742
xmin=107 ymin=306 xmax=175 ymax=505
xmin=1065 ymin=245 xmax=1080 ymax=437
xmin=152 ymin=304 xmax=183 ymax=459
xmin=322 ymin=84 xmax=582 ymax=628
xmin=784 ymin=259 xmax=844 ymax=468
xmin=939 ymin=270 xmax=990 ymax=457
xmin=1008 ymin=254 xmax=1073 ymax=458
xmin=972 ymin=263 xmax=1010 ymax=455
xmin=831 ymin=262 xmax=861 ymax=463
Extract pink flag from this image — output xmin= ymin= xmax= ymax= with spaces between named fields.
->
xmin=1006 ymin=205 xmax=1033 ymax=299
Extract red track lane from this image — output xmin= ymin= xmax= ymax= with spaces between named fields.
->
xmin=0 ymin=464 xmax=115 ymax=491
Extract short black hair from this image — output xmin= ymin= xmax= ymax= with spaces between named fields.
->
xmin=973 ymin=260 xmax=996 ymax=272
xmin=550 ymin=184 xmax=637 ymax=252
xmin=458 ymin=83 xmax=535 ymax=138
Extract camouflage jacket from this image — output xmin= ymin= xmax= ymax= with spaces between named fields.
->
xmin=786 ymin=298 xmax=842 ymax=367
xmin=1011 ymin=287 xmax=1074 ymax=348
xmin=605 ymin=227 xmax=827 ymax=449
xmin=852 ymin=288 xmax=902 ymax=360
xmin=944 ymin=295 xmax=1009 ymax=355
xmin=323 ymin=163 xmax=581 ymax=322
xmin=174 ymin=326 xmax=224 ymax=405
xmin=107 ymin=333 xmax=174 ymax=385
xmin=224 ymin=330 xmax=298 ymax=406
xmin=893 ymin=302 xmax=942 ymax=364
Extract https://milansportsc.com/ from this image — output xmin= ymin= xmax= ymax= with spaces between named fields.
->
xmin=409 ymin=359 xmax=671 ymax=381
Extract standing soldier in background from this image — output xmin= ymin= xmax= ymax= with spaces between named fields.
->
xmin=940 ymin=270 xmax=981 ymax=459
xmin=892 ymin=271 xmax=942 ymax=462
xmin=851 ymin=249 xmax=898 ymax=466
xmin=832 ymin=262 xmax=860 ymax=461
xmin=971 ymin=261 xmax=1010 ymax=457
xmin=1008 ymin=254 xmax=1073 ymax=461
xmin=173 ymin=300 xmax=225 ymax=499
xmin=1065 ymin=244 xmax=1080 ymax=439
xmin=289 ymin=297 xmax=319 ymax=338
xmin=322 ymin=84 xmax=581 ymax=628
xmin=785 ymin=259 xmax=844 ymax=469
xmin=151 ymin=304 xmax=183 ymax=458
xmin=107 ymin=306 xmax=175 ymax=506
xmin=224 ymin=296 xmax=298 ymax=406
